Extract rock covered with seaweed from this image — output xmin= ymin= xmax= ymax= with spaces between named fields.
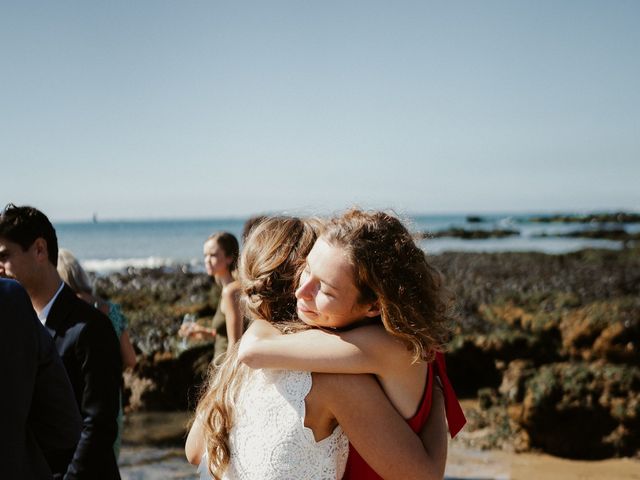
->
xmin=94 ymin=269 xmax=219 ymax=411
xmin=430 ymin=248 xmax=640 ymax=459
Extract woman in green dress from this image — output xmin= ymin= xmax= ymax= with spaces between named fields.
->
xmin=180 ymin=232 xmax=243 ymax=361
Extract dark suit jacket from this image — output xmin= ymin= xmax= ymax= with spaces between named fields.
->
xmin=46 ymin=283 xmax=122 ymax=480
xmin=0 ymin=279 xmax=82 ymax=479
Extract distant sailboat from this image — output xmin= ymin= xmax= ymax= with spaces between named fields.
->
xmin=92 ymin=213 xmax=98 ymax=223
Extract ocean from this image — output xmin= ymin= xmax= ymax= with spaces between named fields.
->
xmin=54 ymin=213 xmax=634 ymax=274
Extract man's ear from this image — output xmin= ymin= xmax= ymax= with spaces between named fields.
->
xmin=364 ymin=301 xmax=381 ymax=318
xmin=32 ymin=238 xmax=49 ymax=263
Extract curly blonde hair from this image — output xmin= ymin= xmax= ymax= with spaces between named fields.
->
xmin=194 ymin=216 xmax=319 ymax=479
xmin=322 ymin=208 xmax=454 ymax=362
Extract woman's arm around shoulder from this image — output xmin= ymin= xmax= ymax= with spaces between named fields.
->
xmin=317 ymin=372 xmax=445 ymax=480
xmin=238 ymin=319 xmax=409 ymax=375
xmin=419 ymin=380 xmax=448 ymax=480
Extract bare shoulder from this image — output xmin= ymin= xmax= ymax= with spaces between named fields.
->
xmin=222 ymin=280 xmax=241 ymax=296
xmin=344 ymin=323 xmax=397 ymax=342
xmin=341 ymin=323 xmax=412 ymax=357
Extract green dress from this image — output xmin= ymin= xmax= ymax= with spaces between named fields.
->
xmin=211 ymin=305 xmax=228 ymax=361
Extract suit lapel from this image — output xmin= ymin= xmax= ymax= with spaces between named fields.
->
xmin=46 ymin=284 xmax=76 ymax=337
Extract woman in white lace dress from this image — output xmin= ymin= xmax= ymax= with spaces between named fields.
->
xmin=186 ymin=217 xmax=447 ymax=480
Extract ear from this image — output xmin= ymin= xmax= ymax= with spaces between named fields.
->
xmin=364 ymin=301 xmax=381 ymax=318
xmin=32 ymin=238 xmax=49 ymax=263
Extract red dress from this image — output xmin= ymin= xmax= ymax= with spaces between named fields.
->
xmin=342 ymin=352 xmax=466 ymax=479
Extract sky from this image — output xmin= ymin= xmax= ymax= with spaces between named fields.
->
xmin=2 ymin=0 xmax=639 ymax=221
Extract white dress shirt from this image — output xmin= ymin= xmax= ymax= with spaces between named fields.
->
xmin=38 ymin=281 xmax=65 ymax=335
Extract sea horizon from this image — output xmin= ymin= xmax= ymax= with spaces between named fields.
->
xmin=52 ymin=206 xmax=640 ymax=225
xmin=52 ymin=211 xmax=638 ymax=274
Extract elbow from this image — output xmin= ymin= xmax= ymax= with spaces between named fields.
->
xmin=237 ymin=341 xmax=261 ymax=369
xmin=185 ymin=446 xmax=202 ymax=466
xmin=121 ymin=347 xmax=137 ymax=370
xmin=124 ymin=356 xmax=137 ymax=370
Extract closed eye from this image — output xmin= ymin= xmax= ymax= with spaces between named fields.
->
xmin=320 ymin=283 xmax=338 ymax=297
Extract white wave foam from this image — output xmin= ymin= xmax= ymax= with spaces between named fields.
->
xmin=83 ymin=257 xmax=202 ymax=274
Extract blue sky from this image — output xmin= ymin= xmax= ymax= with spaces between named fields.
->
xmin=2 ymin=1 xmax=639 ymax=220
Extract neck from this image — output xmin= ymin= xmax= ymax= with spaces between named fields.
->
xmin=28 ymin=266 xmax=63 ymax=314
xmin=215 ymin=271 xmax=234 ymax=287
xmin=334 ymin=316 xmax=380 ymax=332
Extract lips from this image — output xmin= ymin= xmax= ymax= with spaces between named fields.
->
xmin=297 ymin=302 xmax=316 ymax=316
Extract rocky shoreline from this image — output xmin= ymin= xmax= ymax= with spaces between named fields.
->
xmin=418 ymin=227 xmax=640 ymax=243
xmin=94 ymin=247 xmax=640 ymax=460
xmin=416 ymin=210 xmax=640 ymax=242
xmin=527 ymin=212 xmax=640 ymax=223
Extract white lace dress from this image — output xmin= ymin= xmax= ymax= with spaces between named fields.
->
xmin=197 ymin=369 xmax=349 ymax=480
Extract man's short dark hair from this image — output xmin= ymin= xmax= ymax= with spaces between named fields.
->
xmin=0 ymin=204 xmax=59 ymax=267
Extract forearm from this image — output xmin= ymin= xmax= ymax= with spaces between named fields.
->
xmin=328 ymin=373 xmax=443 ymax=480
xmin=185 ymin=417 xmax=205 ymax=465
xmin=120 ymin=331 xmax=137 ymax=369
xmin=239 ymin=320 xmax=378 ymax=373
xmin=418 ymin=388 xmax=447 ymax=480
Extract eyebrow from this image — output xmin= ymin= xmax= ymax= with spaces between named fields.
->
xmin=316 ymin=273 xmax=339 ymax=292
xmin=306 ymin=261 xmax=340 ymax=292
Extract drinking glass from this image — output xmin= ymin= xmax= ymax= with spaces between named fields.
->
xmin=180 ymin=313 xmax=197 ymax=349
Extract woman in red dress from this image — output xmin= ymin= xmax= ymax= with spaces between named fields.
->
xmin=240 ymin=209 xmax=466 ymax=478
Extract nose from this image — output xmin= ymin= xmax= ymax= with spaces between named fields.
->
xmin=295 ymin=276 xmax=316 ymax=300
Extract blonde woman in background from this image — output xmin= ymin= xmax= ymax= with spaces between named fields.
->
xmin=57 ymin=248 xmax=137 ymax=458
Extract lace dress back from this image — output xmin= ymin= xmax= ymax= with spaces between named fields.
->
xmin=198 ymin=369 xmax=349 ymax=480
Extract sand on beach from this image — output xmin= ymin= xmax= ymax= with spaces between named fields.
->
xmin=118 ymin=441 xmax=640 ymax=480
xmin=446 ymin=443 xmax=640 ymax=480
xmin=447 ymin=400 xmax=640 ymax=480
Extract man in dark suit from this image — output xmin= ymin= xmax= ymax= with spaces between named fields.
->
xmin=0 ymin=279 xmax=82 ymax=479
xmin=0 ymin=204 xmax=122 ymax=479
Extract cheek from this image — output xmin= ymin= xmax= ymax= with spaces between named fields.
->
xmin=314 ymin=295 xmax=335 ymax=314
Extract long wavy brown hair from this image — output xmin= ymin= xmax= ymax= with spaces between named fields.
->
xmin=322 ymin=208 xmax=454 ymax=362
xmin=194 ymin=216 xmax=319 ymax=479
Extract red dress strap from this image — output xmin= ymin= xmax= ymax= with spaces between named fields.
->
xmin=434 ymin=352 xmax=466 ymax=438
xmin=407 ymin=359 xmax=434 ymax=430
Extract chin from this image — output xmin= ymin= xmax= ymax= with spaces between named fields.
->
xmin=297 ymin=309 xmax=318 ymax=327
